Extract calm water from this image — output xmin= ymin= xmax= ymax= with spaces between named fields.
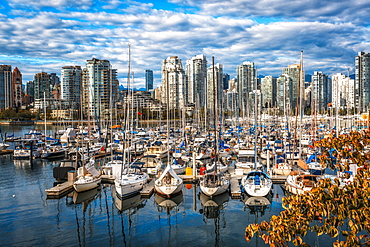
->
xmin=0 ymin=125 xmax=336 ymax=247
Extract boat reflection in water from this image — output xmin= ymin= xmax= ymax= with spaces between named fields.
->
xmin=199 ymin=191 xmax=229 ymax=219
xmin=13 ymin=158 xmax=42 ymax=168
xmin=199 ymin=191 xmax=229 ymax=246
xmin=112 ymin=187 xmax=146 ymax=213
xmin=243 ymin=195 xmax=272 ymax=217
xmin=72 ymin=186 xmax=101 ymax=212
xmin=154 ymin=192 xmax=183 ymax=214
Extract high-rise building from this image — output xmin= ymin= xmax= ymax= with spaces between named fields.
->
xmin=61 ymin=66 xmax=82 ymax=109
xmin=12 ymin=67 xmax=22 ymax=108
xmin=161 ymin=56 xmax=187 ymax=109
xmin=261 ymin=76 xmax=276 ymax=108
xmin=82 ymin=58 xmax=119 ymax=120
xmin=236 ymin=61 xmax=257 ymax=114
xmin=0 ymin=65 xmax=12 ymax=110
xmin=186 ymin=55 xmax=207 ymax=107
xmin=26 ymin=81 xmax=34 ymax=103
xmin=355 ymin=52 xmax=370 ymax=113
xmin=206 ymin=63 xmax=223 ymax=111
xmin=276 ymin=74 xmax=293 ymax=113
xmin=282 ymin=64 xmax=304 ymax=110
xmin=145 ymin=70 xmax=153 ymax=91
xmin=332 ymin=73 xmax=355 ymax=110
xmin=311 ymin=71 xmax=329 ymax=112
xmin=34 ymin=72 xmax=52 ymax=100
xmin=222 ymin=73 xmax=230 ymax=91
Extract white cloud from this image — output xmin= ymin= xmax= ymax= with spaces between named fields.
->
xmin=8 ymin=0 xmax=94 ymax=10
xmin=1 ymin=0 xmax=369 ymax=89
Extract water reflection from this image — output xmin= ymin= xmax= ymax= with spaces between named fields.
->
xmin=154 ymin=192 xmax=183 ymax=214
xmin=243 ymin=195 xmax=272 ymax=217
xmin=72 ymin=186 xmax=101 ymax=211
xmin=13 ymin=158 xmax=42 ymax=168
xmin=199 ymin=191 xmax=229 ymax=247
xmin=199 ymin=191 xmax=229 ymax=219
xmin=112 ymin=188 xmax=146 ymax=213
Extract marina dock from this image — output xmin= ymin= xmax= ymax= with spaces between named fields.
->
xmin=270 ymin=175 xmax=288 ymax=184
xmin=0 ymin=149 xmax=13 ymax=155
xmin=45 ymin=181 xmax=74 ymax=199
xmin=47 ymin=172 xmax=287 ymax=199
xmin=140 ymin=179 xmax=155 ymax=197
xmin=230 ymin=177 xmax=241 ymax=199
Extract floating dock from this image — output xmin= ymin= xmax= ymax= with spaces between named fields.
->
xmin=140 ymin=179 xmax=155 ymax=197
xmin=101 ymin=174 xmax=115 ymax=183
xmin=178 ymin=174 xmax=200 ymax=183
xmin=45 ymin=181 xmax=74 ymax=199
xmin=0 ymin=149 xmax=13 ymax=155
xmin=270 ymin=175 xmax=287 ymax=184
xmin=230 ymin=177 xmax=241 ymax=199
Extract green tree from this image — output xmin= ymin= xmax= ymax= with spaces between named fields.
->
xmin=245 ymin=130 xmax=370 ymax=246
xmin=0 ymin=108 xmax=16 ymax=119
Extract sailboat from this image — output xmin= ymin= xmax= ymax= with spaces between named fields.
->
xmin=154 ymin=163 xmax=183 ymax=197
xmin=199 ymin=56 xmax=230 ymax=197
xmin=240 ymin=69 xmax=272 ymax=197
xmin=241 ymin=171 xmax=272 ymax=197
xmin=114 ymin=44 xmax=149 ymax=198
xmin=73 ymin=158 xmax=101 ymax=192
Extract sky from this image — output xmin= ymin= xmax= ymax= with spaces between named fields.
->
xmin=1 ymin=0 xmax=370 ymax=89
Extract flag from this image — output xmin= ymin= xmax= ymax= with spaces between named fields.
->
xmin=137 ymin=111 xmax=143 ymax=116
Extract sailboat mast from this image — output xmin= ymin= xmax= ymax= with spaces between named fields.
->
xmin=44 ymin=92 xmax=47 ymax=138
xmin=166 ymin=58 xmax=170 ymax=165
xmin=299 ymin=50 xmax=304 ymax=158
xmin=123 ymin=44 xmax=131 ymax=165
xmin=212 ymin=56 xmax=219 ymax=164
xmin=254 ymin=69 xmax=258 ymax=167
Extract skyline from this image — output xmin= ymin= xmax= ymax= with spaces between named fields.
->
xmin=1 ymin=0 xmax=369 ymax=88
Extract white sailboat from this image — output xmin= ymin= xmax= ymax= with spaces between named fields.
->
xmin=199 ymin=56 xmax=230 ymax=197
xmin=114 ymin=44 xmax=149 ymax=198
xmin=240 ymin=70 xmax=272 ymax=198
xmin=199 ymin=172 xmax=230 ymax=197
xmin=73 ymin=158 xmax=101 ymax=192
xmin=154 ymin=163 xmax=183 ymax=197
xmin=114 ymin=164 xmax=149 ymax=198
xmin=241 ymin=171 xmax=272 ymax=197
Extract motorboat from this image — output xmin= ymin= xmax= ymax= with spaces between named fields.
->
xmin=235 ymin=149 xmax=262 ymax=174
xmin=284 ymin=171 xmax=321 ymax=195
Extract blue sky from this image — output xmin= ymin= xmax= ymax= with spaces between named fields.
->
xmin=1 ymin=0 xmax=369 ymax=88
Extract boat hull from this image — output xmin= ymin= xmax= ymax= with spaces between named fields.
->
xmin=73 ymin=177 xmax=101 ymax=192
xmin=155 ymin=182 xmax=183 ymax=196
xmin=114 ymin=174 xmax=148 ymax=198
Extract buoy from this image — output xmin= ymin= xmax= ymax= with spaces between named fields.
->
xmin=200 ymin=166 xmax=206 ymax=175
xmin=185 ymin=184 xmax=192 ymax=189
xmin=185 ymin=167 xmax=192 ymax=175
